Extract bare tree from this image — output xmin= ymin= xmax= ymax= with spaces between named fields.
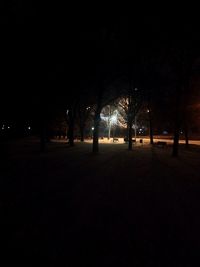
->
xmin=92 ymin=86 xmax=104 ymax=153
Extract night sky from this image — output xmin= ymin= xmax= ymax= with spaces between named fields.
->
xmin=1 ymin=3 xmax=199 ymax=124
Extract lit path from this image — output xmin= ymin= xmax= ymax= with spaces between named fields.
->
xmin=52 ymin=137 xmax=200 ymax=146
xmin=143 ymin=138 xmax=200 ymax=146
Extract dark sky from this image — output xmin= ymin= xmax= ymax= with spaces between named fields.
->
xmin=1 ymin=3 xmax=199 ymax=122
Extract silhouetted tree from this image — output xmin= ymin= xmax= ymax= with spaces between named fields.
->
xmin=127 ymin=80 xmax=142 ymax=150
xmin=92 ymin=87 xmax=103 ymax=153
xmin=170 ymin=48 xmax=195 ymax=157
xmin=76 ymin=93 xmax=93 ymax=142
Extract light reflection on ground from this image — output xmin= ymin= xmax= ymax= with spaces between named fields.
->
xmin=52 ymin=137 xmax=200 ymax=146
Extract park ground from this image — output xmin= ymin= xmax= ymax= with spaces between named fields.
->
xmin=1 ymin=138 xmax=200 ymax=266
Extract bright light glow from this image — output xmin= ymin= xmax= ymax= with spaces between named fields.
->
xmin=8 ymin=126 xmax=10 ymax=129
xmin=147 ymin=109 xmax=150 ymax=113
xmin=92 ymin=127 xmax=94 ymax=130
xmin=2 ymin=125 xmax=5 ymax=130
xmin=28 ymin=126 xmax=31 ymax=130
xmin=110 ymin=114 xmax=117 ymax=124
xmin=101 ymin=110 xmax=118 ymax=126
xmin=66 ymin=110 xmax=69 ymax=115
xmin=86 ymin=107 xmax=90 ymax=110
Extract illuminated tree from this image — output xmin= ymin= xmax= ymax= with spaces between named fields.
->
xmin=117 ymin=73 xmax=143 ymax=150
xmin=101 ymin=105 xmax=119 ymax=139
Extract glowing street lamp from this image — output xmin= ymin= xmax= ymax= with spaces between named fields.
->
xmin=91 ymin=127 xmax=94 ymax=139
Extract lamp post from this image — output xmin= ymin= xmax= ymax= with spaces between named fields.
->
xmin=91 ymin=126 xmax=94 ymax=139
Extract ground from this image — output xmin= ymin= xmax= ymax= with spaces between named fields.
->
xmin=1 ymin=138 xmax=200 ymax=266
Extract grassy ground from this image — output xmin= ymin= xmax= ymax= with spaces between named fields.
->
xmin=1 ymin=138 xmax=200 ymax=266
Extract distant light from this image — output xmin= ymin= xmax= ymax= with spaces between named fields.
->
xmin=2 ymin=125 xmax=5 ymax=130
xmin=86 ymin=107 xmax=90 ymax=110
xmin=92 ymin=127 xmax=94 ymax=130
xmin=66 ymin=110 xmax=69 ymax=115
xmin=135 ymin=88 xmax=138 ymax=91
xmin=7 ymin=126 xmax=10 ymax=129
xmin=147 ymin=109 xmax=150 ymax=113
xmin=28 ymin=126 xmax=31 ymax=130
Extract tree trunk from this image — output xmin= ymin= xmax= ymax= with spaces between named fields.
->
xmin=92 ymin=87 xmax=103 ymax=153
xmin=172 ymin=127 xmax=180 ymax=157
xmin=128 ymin=119 xmax=133 ymax=150
xmin=93 ymin=112 xmax=101 ymax=153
